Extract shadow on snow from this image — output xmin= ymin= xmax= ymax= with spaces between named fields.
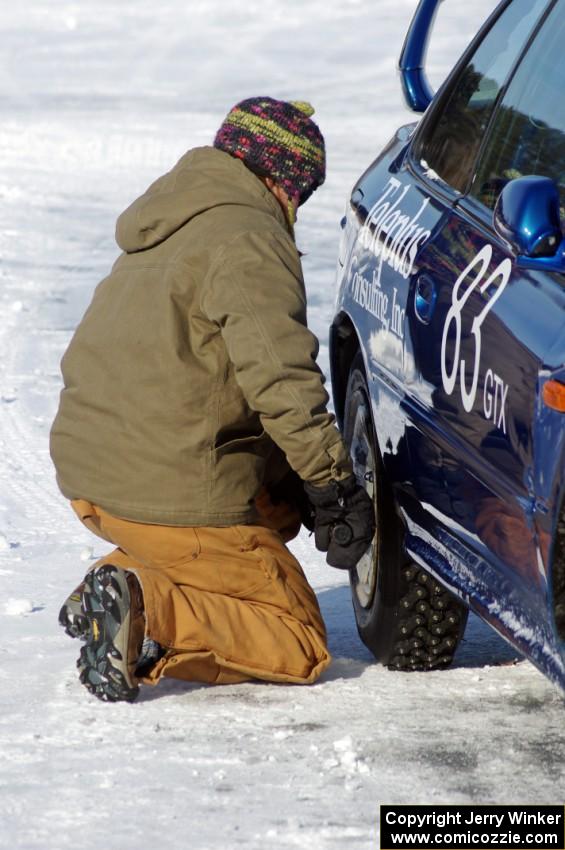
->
xmin=136 ymin=584 xmax=522 ymax=702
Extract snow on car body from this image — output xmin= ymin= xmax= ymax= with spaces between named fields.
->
xmin=330 ymin=0 xmax=565 ymax=689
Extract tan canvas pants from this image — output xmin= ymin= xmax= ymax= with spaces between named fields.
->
xmin=70 ymin=490 xmax=331 ymax=687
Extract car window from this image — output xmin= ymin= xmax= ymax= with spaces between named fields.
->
xmin=416 ymin=0 xmax=548 ymax=194
xmin=471 ymin=2 xmax=565 ymax=213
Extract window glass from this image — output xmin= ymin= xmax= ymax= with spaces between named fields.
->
xmin=417 ymin=0 xmax=548 ymax=193
xmin=472 ymin=2 xmax=565 ymax=212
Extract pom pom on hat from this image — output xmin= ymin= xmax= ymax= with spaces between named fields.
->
xmin=214 ymin=96 xmax=325 ymax=205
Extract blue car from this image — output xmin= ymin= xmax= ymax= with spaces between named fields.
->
xmin=330 ymin=0 xmax=565 ymax=689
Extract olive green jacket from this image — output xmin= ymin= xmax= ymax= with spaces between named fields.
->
xmin=50 ymin=146 xmax=352 ymax=526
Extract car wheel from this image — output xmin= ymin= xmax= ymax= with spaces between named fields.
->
xmin=343 ymin=352 xmax=468 ymax=670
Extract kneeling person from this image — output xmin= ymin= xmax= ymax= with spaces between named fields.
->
xmin=50 ymin=97 xmax=374 ymax=702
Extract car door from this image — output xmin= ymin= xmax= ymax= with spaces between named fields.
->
xmin=400 ymin=0 xmax=562 ymax=632
xmin=338 ymin=157 xmax=448 ymax=460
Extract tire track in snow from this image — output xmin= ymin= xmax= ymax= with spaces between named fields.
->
xmin=0 ymin=299 xmax=70 ymax=531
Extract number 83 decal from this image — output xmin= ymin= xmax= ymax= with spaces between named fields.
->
xmin=440 ymin=244 xmax=511 ymax=414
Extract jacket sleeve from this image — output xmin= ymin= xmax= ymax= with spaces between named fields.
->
xmin=201 ymin=229 xmax=352 ymax=485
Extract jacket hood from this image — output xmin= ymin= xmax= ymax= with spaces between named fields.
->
xmin=115 ymin=146 xmax=289 ymax=253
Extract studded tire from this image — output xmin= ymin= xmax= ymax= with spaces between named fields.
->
xmin=343 ymin=352 xmax=468 ymax=671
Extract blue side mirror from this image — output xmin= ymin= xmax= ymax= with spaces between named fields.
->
xmin=493 ymin=175 xmax=565 ymax=273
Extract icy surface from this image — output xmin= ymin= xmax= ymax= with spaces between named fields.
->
xmin=1 ymin=1 xmax=564 ymax=849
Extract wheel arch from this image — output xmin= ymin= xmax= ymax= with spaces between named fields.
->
xmin=550 ymin=492 xmax=565 ymax=644
xmin=329 ymin=312 xmax=361 ymax=431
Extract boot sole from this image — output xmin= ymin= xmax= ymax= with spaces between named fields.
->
xmin=58 ymin=590 xmax=89 ymax=640
xmin=77 ymin=565 xmax=140 ymax=703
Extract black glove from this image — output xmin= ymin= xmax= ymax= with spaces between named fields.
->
xmin=304 ymin=475 xmax=375 ymax=569
xmin=268 ymin=469 xmax=315 ymax=532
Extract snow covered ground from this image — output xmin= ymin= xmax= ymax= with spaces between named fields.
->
xmin=1 ymin=2 xmax=564 ymax=848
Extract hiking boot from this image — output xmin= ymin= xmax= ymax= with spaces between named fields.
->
xmin=58 ymin=581 xmax=88 ymax=639
xmin=77 ymin=564 xmax=145 ymax=703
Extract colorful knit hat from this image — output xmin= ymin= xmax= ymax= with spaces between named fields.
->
xmin=213 ymin=96 xmax=326 ymax=206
